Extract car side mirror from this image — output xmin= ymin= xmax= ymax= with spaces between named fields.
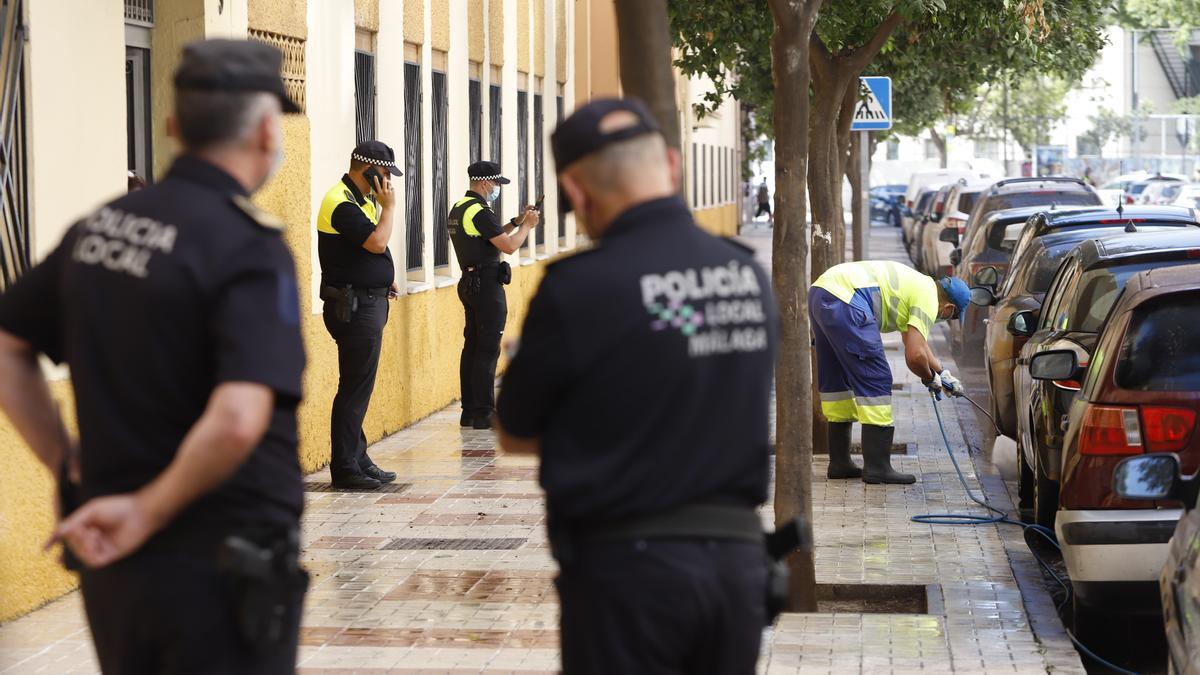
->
xmin=1113 ymin=454 xmax=1189 ymax=504
xmin=949 ymin=249 xmax=962 ymax=266
xmin=969 ymin=286 xmax=996 ymax=307
xmin=939 ymin=228 xmax=959 ymax=244
xmin=972 ymin=266 xmax=1000 ymax=288
xmin=1029 ymin=349 xmax=1079 ymax=381
xmin=1007 ymin=310 xmax=1037 ymax=337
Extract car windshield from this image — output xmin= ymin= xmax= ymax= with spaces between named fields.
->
xmin=1029 ymin=247 xmax=1072 ymax=293
xmin=955 ymin=192 xmax=979 ymax=214
xmin=915 ymin=191 xmax=935 ymax=212
xmin=1116 ymin=292 xmax=1200 ymax=391
xmin=1129 ymin=183 xmax=1150 ymax=196
xmin=1061 ymin=260 xmax=1195 ymax=333
xmin=983 ymin=190 xmax=1101 ymax=212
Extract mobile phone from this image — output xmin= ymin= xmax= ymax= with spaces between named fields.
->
xmin=535 ymin=194 xmax=545 ymax=214
xmin=364 ymin=167 xmax=383 ymax=187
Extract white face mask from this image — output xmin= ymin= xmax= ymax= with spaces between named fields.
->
xmin=488 ymin=186 xmax=500 ymax=203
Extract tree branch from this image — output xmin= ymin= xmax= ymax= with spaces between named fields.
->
xmin=846 ymin=9 xmax=904 ymax=74
xmin=810 ymin=32 xmax=835 ymax=85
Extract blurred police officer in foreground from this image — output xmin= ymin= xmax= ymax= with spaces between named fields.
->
xmin=496 ymin=99 xmax=778 ymax=674
xmin=0 ymin=40 xmax=308 ymax=673
xmin=317 ymin=140 xmax=402 ymax=489
xmin=448 ymin=161 xmax=538 ymax=429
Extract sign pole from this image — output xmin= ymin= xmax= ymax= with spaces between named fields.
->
xmin=856 ymin=130 xmax=870 ymax=261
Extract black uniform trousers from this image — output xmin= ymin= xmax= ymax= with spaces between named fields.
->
xmin=458 ymin=271 xmax=507 ymax=419
xmin=80 ymin=548 xmax=304 ymax=675
xmin=323 ymin=292 xmax=389 ymax=481
xmin=557 ymin=537 xmax=767 ymax=675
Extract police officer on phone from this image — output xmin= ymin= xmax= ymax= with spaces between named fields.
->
xmin=448 ymin=161 xmax=539 ymax=429
xmin=317 ymin=140 xmax=402 ymax=489
xmin=0 ymin=39 xmax=307 ymax=673
xmin=496 ymin=99 xmax=780 ymax=673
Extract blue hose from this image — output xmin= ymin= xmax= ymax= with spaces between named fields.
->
xmin=912 ymin=391 xmax=1139 ymax=675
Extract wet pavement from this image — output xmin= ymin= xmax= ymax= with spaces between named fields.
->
xmin=0 ymin=222 xmax=1092 ymax=674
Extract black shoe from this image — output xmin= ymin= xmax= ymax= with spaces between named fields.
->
xmin=826 ymin=421 xmax=862 ymax=479
xmin=861 ymin=424 xmax=915 ymax=485
xmin=471 ymin=413 xmax=493 ymax=430
xmin=363 ymin=464 xmax=397 ymax=483
xmin=330 ymin=473 xmax=383 ymax=490
xmin=460 ymin=411 xmax=473 ymax=427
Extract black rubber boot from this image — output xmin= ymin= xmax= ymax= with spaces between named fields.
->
xmin=861 ymin=424 xmax=915 ymax=485
xmin=826 ymin=421 xmax=862 ymax=479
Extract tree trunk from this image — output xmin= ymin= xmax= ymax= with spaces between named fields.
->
xmin=767 ymin=0 xmax=822 ymax=615
xmin=929 ymin=128 xmax=948 ymax=169
xmin=613 ymin=0 xmax=682 ymax=153
xmin=847 ymin=131 xmax=863 ymax=261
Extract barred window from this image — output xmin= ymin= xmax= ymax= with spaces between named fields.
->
xmin=404 ymin=62 xmax=422 ymax=271
xmin=432 ymin=70 xmax=450 ymax=267
xmin=248 ymin=29 xmax=305 ymax=112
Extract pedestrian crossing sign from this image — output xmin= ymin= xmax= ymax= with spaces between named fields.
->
xmin=851 ymin=76 xmax=892 ymax=131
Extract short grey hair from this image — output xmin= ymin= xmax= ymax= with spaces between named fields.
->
xmin=173 ymin=90 xmax=279 ymax=150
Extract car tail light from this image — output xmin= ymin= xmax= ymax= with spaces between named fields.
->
xmin=1125 ymin=195 xmax=1135 ymax=204
xmin=945 ymin=217 xmax=966 ymax=235
xmin=1098 ymin=218 xmax=1147 ymax=224
xmin=1079 ymin=405 xmax=1142 ymax=455
xmin=939 ymin=264 xmax=954 ymax=277
xmin=1142 ymin=407 xmax=1197 ymax=453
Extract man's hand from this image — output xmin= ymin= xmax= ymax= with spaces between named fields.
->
xmin=388 ymin=281 xmax=401 ymax=300
xmin=520 ymin=206 xmax=540 ymax=229
xmin=372 ymin=174 xmax=396 ymax=209
xmin=939 ymin=370 xmax=963 ymax=397
xmin=924 ymin=372 xmax=944 ymax=400
xmin=47 ymin=492 xmax=161 ymax=568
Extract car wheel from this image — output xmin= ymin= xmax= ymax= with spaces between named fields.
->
xmin=1016 ymin=447 xmax=1035 ymax=523
xmin=1034 ymin=450 xmax=1059 ymax=530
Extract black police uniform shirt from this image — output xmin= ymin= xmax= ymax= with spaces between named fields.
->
xmin=0 ymin=155 xmax=306 ymax=537
xmin=447 ymin=190 xmax=505 ymax=268
xmin=497 ymin=196 xmax=777 ymax=525
xmin=318 ymin=175 xmax=395 ymax=287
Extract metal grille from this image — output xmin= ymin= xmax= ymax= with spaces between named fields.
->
xmin=517 ymin=91 xmax=528 ymax=211
xmin=533 ymin=94 xmax=544 ymax=245
xmin=432 ymin=71 xmax=449 ymax=267
xmin=124 ymin=0 xmax=153 ymax=24
xmin=248 ymin=29 xmax=305 ymax=112
xmin=556 ymin=96 xmax=564 ymax=239
xmin=354 ymin=51 xmax=375 ymax=144
xmin=468 ymin=79 xmax=482 ymax=163
xmin=404 ymin=62 xmax=423 ymax=270
xmin=0 ymin=0 xmax=29 ymax=290
xmin=489 ymin=84 xmax=502 ymax=217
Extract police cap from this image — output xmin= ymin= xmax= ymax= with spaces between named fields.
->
xmin=174 ymin=39 xmax=302 ymax=113
xmin=352 ymin=140 xmax=404 ymax=177
xmin=467 ymin=161 xmax=511 ymax=184
xmin=551 ymin=97 xmax=660 ymax=172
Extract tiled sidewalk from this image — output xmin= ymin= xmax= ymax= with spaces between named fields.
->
xmin=0 ymin=224 xmax=1083 ymax=674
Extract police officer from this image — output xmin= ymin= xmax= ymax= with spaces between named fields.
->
xmin=496 ymin=99 xmax=778 ymax=673
xmin=448 ymin=160 xmax=538 ymax=429
xmin=809 ymin=261 xmax=969 ymax=484
xmin=317 ymin=140 xmax=402 ymax=489
xmin=0 ymin=40 xmax=307 ymax=673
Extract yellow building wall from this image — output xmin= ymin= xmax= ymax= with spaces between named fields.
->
xmin=431 ymin=0 xmax=450 ymax=53
xmin=354 ymin=0 xmax=380 ymax=31
xmin=489 ymin=0 xmax=504 ymax=65
xmin=405 ymin=0 xmax=424 ymax=44
xmin=517 ymin=0 xmax=530 ymax=73
xmin=468 ymin=0 xmax=484 ymax=63
xmin=694 ymin=204 xmax=738 ymax=237
xmin=534 ymin=0 xmax=545 ymax=78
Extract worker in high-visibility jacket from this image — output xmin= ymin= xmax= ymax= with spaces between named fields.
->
xmin=810 ymin=261 xmax=970 ymax=484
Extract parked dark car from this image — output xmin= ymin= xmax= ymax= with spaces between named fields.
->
xmin=974 ymin=224 xmax=1190 ymax=439
xmin=951 ymin=206 xmax=1101 ymax=363
xmin=1039 ymin=264 xmax=1200 ymax=637
xmin=961 ymin=176 xmax=1103 ymax=250
xmin=870 ymin=184 xmax=906 ymax=227
xmin=902 ymin=187 xmax=938 ymax=250
xmin=1011 ymin=229 xmax=1200 ymax=529
xmin=911 ymin=183 xmax=953 ymax=270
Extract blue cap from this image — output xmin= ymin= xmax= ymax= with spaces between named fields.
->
xmin=939 ymin=277 xmax=970 ymax=320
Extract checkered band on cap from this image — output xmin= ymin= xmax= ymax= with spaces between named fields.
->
xmin=352 ymin=153 xmax=396 ymax=167
xmin=473 ymin=173 xmax=502 ymax=181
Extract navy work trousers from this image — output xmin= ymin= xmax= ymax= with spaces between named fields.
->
xmin=458 ymin=274 xmax=507 ymax=419
xmin=323 ymin=292 xmax=389 ymax=481
xmin=557 ymin=537 xmax=767 ymax=674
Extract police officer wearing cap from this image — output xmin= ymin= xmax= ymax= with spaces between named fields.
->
xmin=0 ymin=39 xmax=307 ymax=673
xmin=317 ymin=140 xmax=403 ymax=489
xmin=496 ymin=99 xmax=779 ymax=673
xmin=448 ymin=160 xmax=539 ymax=429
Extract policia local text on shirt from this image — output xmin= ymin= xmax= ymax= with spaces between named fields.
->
xmin=0 ymin=39 xmax=307 ymax=674
xmin=317 ymin=140 xmax=403 ymax=491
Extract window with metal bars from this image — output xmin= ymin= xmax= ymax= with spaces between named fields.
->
xmin=489 ymin=84 xmax=502 ymax=218
xmin=404 ymin=62 xmax=423 ymax=271
xmin=556 ymin=95 xmax=564 ymax=240
xmin=0 ymin=0 xmax=28 ymax=290
xmin=354 ymin=51 xmax=376 ymax=144
xmin=124 ymin=0 xmax=153 ymax=25
xmin=469 ymin=79 xmax=482 ymax=163
xmin=432 ymin=70 xmax=449 ymax=267
xmin=248 ymin=29 xmax=305 ymax=112
xmin=534 ymin=93 xmax=544 ymax=246
xmin=517 ymin=90 xmax=528 ymax=213
xmin=125 ymin=47 xmax=152 ymax=184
